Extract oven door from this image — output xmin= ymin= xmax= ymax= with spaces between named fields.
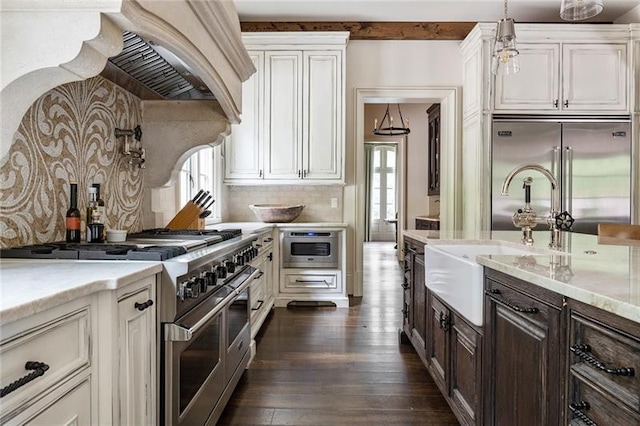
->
xmin=163 ymin=290 xmax=230 ymax=426
xmin=282 ymin=232 xmax=339 ymax=268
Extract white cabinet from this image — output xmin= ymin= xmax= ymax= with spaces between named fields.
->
xmin=96 ymin=273 xmax=157 ymax=425
xmin=495 ymin=42 xmax=628 ymax=112
xmin=116 ymin=280 xmax=156 ymax=426
xmin=224 ymin=32 xmax=348 ymax=185
xmin=250 ymin=230 xmax=275 ymax=339
xmin=0 ymin=297 xmax=97 ymax=425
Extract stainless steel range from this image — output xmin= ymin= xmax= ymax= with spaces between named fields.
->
xmin=1 ymin=227 xmax=262 ymax=426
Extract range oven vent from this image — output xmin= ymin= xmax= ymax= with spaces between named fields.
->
xmin=107 ymin=31 xmax=214 ymax=100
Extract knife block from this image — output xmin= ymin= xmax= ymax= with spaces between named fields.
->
xmin=187 ymin=218 xmax=205 ymax=230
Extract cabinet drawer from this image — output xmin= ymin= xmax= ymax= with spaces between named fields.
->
xmin=250 ymin=275 xmax=266 ymax=320
xmin=569 ymin=310 xmax=640 ymax=412
xmin=281 ymin=272 xmax=339 ymax=293
xmin=22 ymin=376 xmax=92 ymax=426
xmin=568 ymin=374 xmax=640 ymax=426
xmin=485 ymin=280 xmax=560 ymax=326
xmin=0 ymin=307 xmax=91 ymax=417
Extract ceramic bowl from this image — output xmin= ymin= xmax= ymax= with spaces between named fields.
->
xmin=249 ymin=204 xmax=305 ymax=223
xmin=106 ymin=229 xmax=128 ymax=243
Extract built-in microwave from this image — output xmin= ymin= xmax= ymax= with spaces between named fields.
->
xmin=282 ymin=230 xmax=339 ymax=269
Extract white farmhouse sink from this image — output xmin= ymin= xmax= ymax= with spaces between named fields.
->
xmin=425 ymin=242 xmax=538 ymax=326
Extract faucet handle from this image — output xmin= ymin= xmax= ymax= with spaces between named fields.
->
xmin=554 ymin=211 xmax=574 ymax=231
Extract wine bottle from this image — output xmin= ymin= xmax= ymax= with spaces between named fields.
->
xmin=66 ymin=183 xmax=81 ymax=243
xmin=92 ymin=183 xmax=106 ymax=221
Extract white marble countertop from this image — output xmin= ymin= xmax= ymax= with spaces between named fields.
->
xmin=0 ymin=260 xmax=162 ymax=326
xmin=211 ymin=222 xmax=347 ymax=233
xmin=402 ymin=229 xmax=640 ymax=323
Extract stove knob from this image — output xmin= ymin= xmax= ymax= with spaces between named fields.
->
xmin=225 ymin=260 xmax=236 ymax=273
xmin=237 ymin=253 xmax=245 ymax=266
xmin=177 ymin=281 xmax=188 ymax=301
xmin=252 ymin=246 xmax=259 ymax=258
xmin=196 ymin=277 xmax=206 ymax=294
xmin=188 ymin=278 xmax=200 ymax=298
xmin=205 ymin=271 xmax=217 ymax=287
xmin=216 ymin=264 xmax=227 ymax=279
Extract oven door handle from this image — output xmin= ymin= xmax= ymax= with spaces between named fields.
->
xmin=164 ymin=268 xmax=261 ymax=343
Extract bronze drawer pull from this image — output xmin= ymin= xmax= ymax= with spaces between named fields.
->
xmin=251 ymin=300 xmax=264 ymax=311
xmin=438 ymin=311 xmax=450 ymax=331
xmin=569 ymin=401 xmax=597 ymax=426
xmin=485 ymin=290 xmax=539 ymax=314
xmin=1 ymin=361 xmax=50 ymax=398
xmin=570 ymin=344 xmax=635 ymax=376
xmin=134 ymin=299 xmax=154 ymax=311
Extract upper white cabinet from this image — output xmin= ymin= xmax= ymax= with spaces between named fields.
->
xmin=225 ymin=32 xmax=349 ymax=185
xmin=495 ymin=42 xmax=628 ymax=112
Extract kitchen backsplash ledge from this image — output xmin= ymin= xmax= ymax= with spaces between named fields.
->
xmin=227 ymin=185 xmax=343 ymax=223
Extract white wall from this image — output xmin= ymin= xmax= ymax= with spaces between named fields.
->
xmin=344 ymin=40 xmax=463 ymax=295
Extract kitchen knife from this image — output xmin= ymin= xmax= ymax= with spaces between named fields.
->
xmin=191 ymin=189 xmax=204 ymax=203
xmin=199 ymin=194 xmax=212 ymax=209
xmin=193 ymin=190 xmax=209 ymax=206
xmin=199 ymin=199 xmax=216 ymax=218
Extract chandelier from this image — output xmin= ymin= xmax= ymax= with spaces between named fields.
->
xmin=491 ymin=0 xmax=520 ymax=75
xmin=373 ymin=104 xmax=410 ymax=136
xmin=560 ymin=0 xmax=604 ymax=21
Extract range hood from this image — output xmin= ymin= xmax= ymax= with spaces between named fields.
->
xmin=102 ymin=31 xmax=215 ymax=100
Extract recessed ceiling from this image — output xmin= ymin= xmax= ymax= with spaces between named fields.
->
xmin=235 ymin=0 xmax=640 ymax=23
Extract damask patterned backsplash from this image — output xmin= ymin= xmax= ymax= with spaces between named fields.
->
xmin=0 ymin=76 xmax=144 ymax=248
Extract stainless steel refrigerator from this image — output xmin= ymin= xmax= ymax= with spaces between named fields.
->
xmin=491 ymin=118 xmax=631 ymax=235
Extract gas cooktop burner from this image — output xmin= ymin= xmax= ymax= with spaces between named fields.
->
xmin=129 ymin=228 xmax=243 ymax=242
xmin=0 ymin=242 xmax=187 ymax=261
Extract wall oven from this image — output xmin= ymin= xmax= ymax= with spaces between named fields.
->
xmin=282 ymin=230 xmax=339 ymax=269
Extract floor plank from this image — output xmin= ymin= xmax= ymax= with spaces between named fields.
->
xmin=218 ymin=242 xmax=458 ymax=425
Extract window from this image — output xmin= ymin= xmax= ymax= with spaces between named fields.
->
xmin=179 ymin=145 xmax=222 ymax=223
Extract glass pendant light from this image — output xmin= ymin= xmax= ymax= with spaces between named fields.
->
xmin=491 ymin=0 xmax=520 ymax=75
xmin=560 ymin=0 xmax=604 ymax=21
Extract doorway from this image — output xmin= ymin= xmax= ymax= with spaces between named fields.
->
xmin=352 ymin=88 xmax=461 ymax=298
xmin=365 ymin=143 xmax=398 ymax=242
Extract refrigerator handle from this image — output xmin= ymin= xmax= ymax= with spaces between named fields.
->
xmin=564 ymin=146 xmax=573 ymax=216
xmin=552 ymin=146 xmax=561 ymax=179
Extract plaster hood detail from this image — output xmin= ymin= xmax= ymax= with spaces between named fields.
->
xmin=0 ymin=0 xmax=256 ymax=162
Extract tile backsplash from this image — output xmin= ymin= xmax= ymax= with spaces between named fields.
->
xmin=227 ymin=185 xmax=343 ymax=223
xmin=0 ymin=76 xmax=144 ymax=248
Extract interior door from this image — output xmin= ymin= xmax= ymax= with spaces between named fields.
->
xmin=368 ymin=145 xmax=397 ymax=241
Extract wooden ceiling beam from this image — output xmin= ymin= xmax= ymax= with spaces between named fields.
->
xmin=240 ymin=22 xmax=477 ymax=40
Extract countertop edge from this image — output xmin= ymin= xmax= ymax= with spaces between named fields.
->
xmin=0 ymin=261 xmax=162 ymax=326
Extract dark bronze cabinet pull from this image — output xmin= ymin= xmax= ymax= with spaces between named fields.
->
xmin=438 ymin=311 xmax=450 ymax=331
xmin=251 ymin=300 xmax=264 ymax=311
xmin=485 ymin=290 xmax=539 ymax=314
xmin=134 ymin=299 xmax=154 ymax=311
xmin=1 ymin=361 xmax=50 ymax=398
xmin=569 ymin=401 xmax=597 ymax=426
xmin=570 ymin=344 xmax=635 ymax=376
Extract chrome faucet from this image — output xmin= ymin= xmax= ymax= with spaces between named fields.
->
xmin=501 ymin=164 xmax=572 ymax=250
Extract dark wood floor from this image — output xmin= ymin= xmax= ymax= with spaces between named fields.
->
xmin=218 ymin=242 xmax=458 ymax=425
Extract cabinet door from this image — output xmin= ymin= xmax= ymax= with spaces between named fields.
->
xmin=302 ymin=51 xmax=342 ymax=180
xmin=494 ymin=44 xmax=560 ymax=111
xmin=117 ymin=285 xmax=155 ymax=426
xmin=23 ymin=377 xmax=92 ymax=426
xmin=264 ymin=51 xmax=303 ymax=179
xmin=450 ymin=312 xmax=482 ymax=426
xmin=225 ymin=51 xmax=264 ymax=180
xmin=428 ymin=294 xmax=450 ymax=396
xmin=562 ymin=44 xmax=627 ymax=112
xmin=484 ymin=279 xmax=563 ymax=426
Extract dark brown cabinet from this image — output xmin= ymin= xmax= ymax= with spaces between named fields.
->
xmin=402 ymin=237 xmax=427 ymax=362
xmin=428 ymin=293 xmax=482 ymax=426
xmin=484 ymin=269 xmax=565 ymax=426
xmin=427 ymin=103 xmax=440 ymax=196
xmin=566 ymin=299 xmax=640 ymax=425
xmin=415 ymin=217 xmax=440 ymax=231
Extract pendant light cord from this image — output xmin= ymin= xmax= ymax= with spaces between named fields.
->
xmin=504 ymin=0 xmax=508 ymax=19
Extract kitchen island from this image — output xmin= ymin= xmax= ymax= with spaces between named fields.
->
xmin=402 ymin=229 xmax=640 ymax=426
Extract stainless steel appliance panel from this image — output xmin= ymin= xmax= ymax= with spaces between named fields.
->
xmin=492 ymin=121 xmax=561 ymax=230
xmin=562 ymin=122 xmax=631 ymax=234
xmin=491 ymin=119 xmax=631 ymax=235
xmin=282 ymin=231 xmax=339 ymax=268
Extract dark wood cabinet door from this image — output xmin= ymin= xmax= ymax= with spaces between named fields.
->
xmin=484 ymin=270 xmax=564 ymax=426
xmin=412 ymin=248 xmax=426 ymax=348
xmin=450 ymin=311 xmax=482 ymax=426
xmin=427 ymin=103 xmax=440 ymax=196
xmin=428 ymin=294 xmax=450 ymax=395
